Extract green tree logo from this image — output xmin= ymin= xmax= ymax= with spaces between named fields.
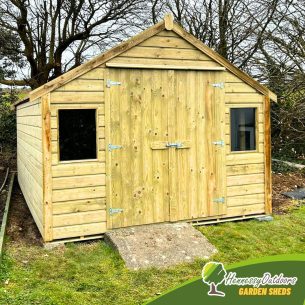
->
xmin=202 ymin=262 xmax=227 ymax=297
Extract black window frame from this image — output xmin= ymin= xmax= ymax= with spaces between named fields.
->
xmin=57 ymin=108 xmax=98 ymax=162
xmin=230 ymin=107 xmax=257 ymax=152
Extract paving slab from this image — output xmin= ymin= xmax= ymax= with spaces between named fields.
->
xmin=104 ymin=222 xmax=217 ymax=270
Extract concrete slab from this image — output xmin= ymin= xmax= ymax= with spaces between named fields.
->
xmin=104 ymin=222 xmax=217 ymax=270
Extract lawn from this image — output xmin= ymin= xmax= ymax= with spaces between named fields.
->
xmin=0 ymin=206 xmax=305 ymax=305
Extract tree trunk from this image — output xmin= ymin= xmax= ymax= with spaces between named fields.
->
xmin=208 ymin=283 xmax=225 ymax=297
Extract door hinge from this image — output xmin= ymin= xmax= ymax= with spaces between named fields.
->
xmin=213 ymin=197 xmax=225 ymax=203
xmin=108 ymin=144 xmax=123 ymax=151
xmin=106 ymin=79 xmax=122 ymax=88
xmin=109 ymin=208 xmax=124 ymax=215
xmin=166 ymin=142 xmax=183 ymax=148
xmin=212 ymin=140 xmax=224 ymax=146
xmin=212 ymin=82 xmax=224 ymax=89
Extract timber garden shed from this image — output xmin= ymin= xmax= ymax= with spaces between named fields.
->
xmin=15 ymin=15 xmax=276 ymax=242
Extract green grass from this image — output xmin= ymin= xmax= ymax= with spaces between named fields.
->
xmin=1 ymin=207 xmax=305 ymax=305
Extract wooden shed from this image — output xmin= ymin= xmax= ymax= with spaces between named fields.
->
xmin=15 ymin=15 xmax=276 ymax=243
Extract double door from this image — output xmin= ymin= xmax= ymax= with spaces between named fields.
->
xmin=106 ymin=68 xmax=226 ymax=229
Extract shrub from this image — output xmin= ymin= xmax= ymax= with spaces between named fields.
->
xmin=0 ymin=91 xmax=17 ymax=150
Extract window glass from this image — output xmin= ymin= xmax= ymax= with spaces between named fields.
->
xmin=58 ymin=109 xmax=97 ymax=161
xmin=230 ymin=108 xmax=256 ymax=151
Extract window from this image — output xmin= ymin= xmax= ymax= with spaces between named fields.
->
xmin=230 ymin=108 xmax=256 ymax=151
xmin=58 ymin=109 xmax=97 ymax=161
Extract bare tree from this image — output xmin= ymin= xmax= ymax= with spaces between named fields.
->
xmin=0 ymin=0 xmax=145 ymax=89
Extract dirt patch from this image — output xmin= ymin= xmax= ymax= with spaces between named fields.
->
xmin=6 ymin=180 xmax=42 ymax=246
xmin=272 ymin=172 xmax=305 ymax=214
xmin=0 ymin=148 xmax=17 ymax=171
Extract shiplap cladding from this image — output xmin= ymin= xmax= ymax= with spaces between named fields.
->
xmin=16 ymin=98 xmax=44 ymax=234
xmin=50 ymin=67 xmax=107 ymax=239
xmin=225 ymin=72 xmax=265 ymax=216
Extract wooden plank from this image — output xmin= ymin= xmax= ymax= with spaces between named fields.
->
xmin=53 ymin=198 xmax=106 ymax=215
xmin=164 ymin=13 xmax=174 ymax=30
xmin=264 ymin=95 xmax=272 ymax=214
xmin=17 ymin=124 xmax=42 ymax=139
xmin=52 ymin=161 xmax=105 ymax=177
xmin=50 ymin=104 xmax=105 ymax=112
xmin=18 ymin=175 xmax=43 ymax=234
xmin=52 ymin=222 xmax=107 ymax=239
xmin=53 ymin=210 xmax=106 ymax=227
xmin=120 ymin=46 xmax=212 ymax=61
xmin=17 ymin=103 xmax=41 ymax=117
xmin=78 ymin=67 xmax=104 ymax=79
xmin=226 ymin=163 xmax=265 ymax=176
xmin=107 ymin=62 xmax=225 ymax=71
xmin=227 ymin=193 xmax=265 ymax=207
xmin=227 ymin=183 xmax=265 ymax=197
xmin=227 ymin=173 xmax=264 ymax=186
xmin=42 ymin=94 xmax=53 ymax=242
xmin=18 ymin=145 xmax=43 ymax=185
xmin=51 ymin=152 xmax=104 ymax=166
xmin=16 ymin=98 xmax=41 ymax=110
xmin=52 ymin=186 xmax=106 ymax=202
xmin=17 ymin=115 xmax=42 ymax=127
xmin=51 ymin=91 xmax=104 ymax=103
xmin=104 ymin=69 xmax=112 ymax=229
xmin=55 ymin=79 xmax=104 ymax=92
xmin=225 ymin=72 xmax=243 ymax=83
xmin=17 ymin=136 xmax=42 ymax=164
xmin=226 ymin=153 xmax=264 ymax=165
xmin=225 ymin=104 xmax=263 ymax=113
xmin=213 ymin=71 xmax=227 ymax=215
xmin=226 ymin=204 xmax=265 ymax=217
xmin=53 ymin=174 xmax=105 ymax=190
xmin=157 ymin=30 xmax=180 ymax=37
xmin=140 ymin=35 xmax=196 ymax=49
xmin=107 ymin=57 xmax=222 ymax=70
xmin=17 ymin=130 xmax=42 ymax=152
xmin=225 ymin=83 xmax=257 ymax=93
xmin=225 ymin=94 xmax=264 ymax=104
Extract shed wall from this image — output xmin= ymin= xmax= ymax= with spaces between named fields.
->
xmin=225 ymin=72 xmax=265 ymax=216
xmin=50 ymin=67 xmax=107 ymax=239
xmin=16 ymin=98 xmax=44 ymax=234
